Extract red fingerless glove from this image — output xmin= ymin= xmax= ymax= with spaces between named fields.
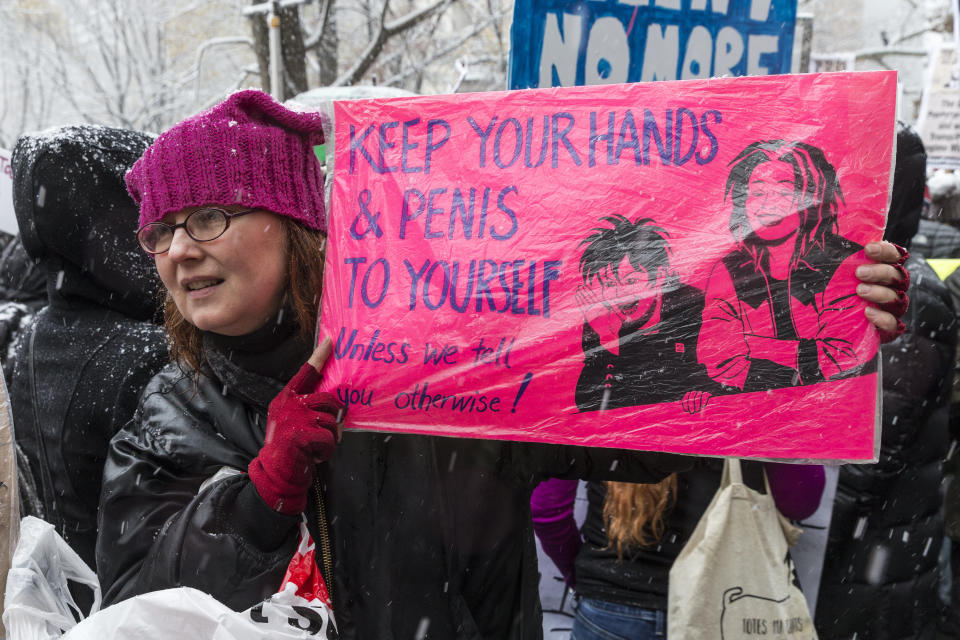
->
xmin=877 ymin=243 xmax=910 ymax=344
xmin=248 ymin=362 xmax=344 ymax=514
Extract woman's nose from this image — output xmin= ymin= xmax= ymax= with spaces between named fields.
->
xmin=166 ymin=227 xmax=201 ymax=262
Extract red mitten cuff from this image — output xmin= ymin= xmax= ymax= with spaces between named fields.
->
xmin=877 ymin=286 xmax=909 ymax=320
xmin=875 ymin=243 xmax=909 ymax=343
xmin=884 ymin=244 xmax=910 ymax=295
xmin=890 ymin=242 xmax=909 ymax=265
xmin=249 ymin=454 xmax=310 ymax=515
xmin=878 ymin=318 xmax=907 ymax=345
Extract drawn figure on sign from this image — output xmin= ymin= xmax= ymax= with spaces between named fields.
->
xmin=697 ymin=141 xmax=875 ymax=393
xmin=575 ymin=216 xmax=720 ymax=413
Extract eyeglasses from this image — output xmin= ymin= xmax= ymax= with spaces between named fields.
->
xmin=136 ymin=207 xmax=258 ymax=254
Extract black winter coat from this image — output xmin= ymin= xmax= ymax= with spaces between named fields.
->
xmin=912 ymin=219 xmax=960 ymax=260
xmin=9 ymin=126 xmax=166 ymax=570
xmin=944 ymin=267 xmax=960 ymax=544
xmin=815 ymin=255 xmax=956 ymax=639
xmin=98 ymin=343 xmax=689 ymax=640
xmin=0 ymin=235 xmax=45 ymax=380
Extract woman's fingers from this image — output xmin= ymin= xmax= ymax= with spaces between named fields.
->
xmin=865 ymin=306 xmax=898 ymax=333
xmin=864 ymin=240 xmax=904 ymax=265
xmin=285 ymin=337 xmax=334 ymax=395
xmin=307 ymin=336 xmax=333 ymax=371
xmin=856 ymin=281 xmax=899 ymax=304
xmin=858 ymin=242 xmax=909 ymax=340
xmin=855 ymin=263 xmax=904 ymax=285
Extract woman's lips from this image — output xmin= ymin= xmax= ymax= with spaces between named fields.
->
xmin=184 ymin=278 xmax=224 ymax=298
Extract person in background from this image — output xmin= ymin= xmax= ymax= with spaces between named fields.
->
xmin=0 ymin=234 xmax=45 ymax=378
xmin=907 ymin=144 xmax=960 ymax=638
xmin=532 ymin=143 xmax=913 ymax=639
xmin=532 ymin=463 xmax=824 ymax=639
xmin=8 ymin=126 xmax=167 ymax=580
xmin=815 ymin=124 xmax=955 ymax=640
xmin=320 ymin=181 xmax=903 ymax=638
xmin=943 ymin=258 xmax=960 ymax=639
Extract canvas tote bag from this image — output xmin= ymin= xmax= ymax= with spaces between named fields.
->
xmin=668 ymin=459 xmax=816 ymax=640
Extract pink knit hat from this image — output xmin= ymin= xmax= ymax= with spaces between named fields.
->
xmin=126 ymin=89 xmax=327 ymax=232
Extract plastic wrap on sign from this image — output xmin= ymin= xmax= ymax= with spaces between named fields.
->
xmin=318 ymin=71 xmax=896 ymax=462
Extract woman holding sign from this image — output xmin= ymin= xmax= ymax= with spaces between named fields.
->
xmin=95 ymin=89 xmax=697 ymax=640
xmin=95 ymin=90 xmax=342 ymax=615
xmin=697 ymin=140 xmax=906 ymax=392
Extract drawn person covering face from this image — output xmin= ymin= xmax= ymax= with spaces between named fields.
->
xmin=697 ymin=140 xmax=874 ymax=393
xmin=575 ymin=216 xmax=719 ymax=414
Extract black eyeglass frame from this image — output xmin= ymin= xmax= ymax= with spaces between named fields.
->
xmin=136 ymin=207 xmax=259 ymax=254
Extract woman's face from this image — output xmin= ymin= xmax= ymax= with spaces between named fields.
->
xmin=744 ymin=160 xmax=801 ymax=243
xmin=155 ymin=208 xmax=288 ymax=336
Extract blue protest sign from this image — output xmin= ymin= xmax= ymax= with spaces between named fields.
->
xmin=508 ymin=0 xmax=798 ymax=89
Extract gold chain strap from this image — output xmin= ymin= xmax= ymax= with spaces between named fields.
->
xmin=313 ymin=476 xmax=334 ymax=603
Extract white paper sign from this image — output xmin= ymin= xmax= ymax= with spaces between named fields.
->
xmin=0 ymin=150 xmax=17 ymax=235
xmin=917 ymin=44 xmax=960 ymax=170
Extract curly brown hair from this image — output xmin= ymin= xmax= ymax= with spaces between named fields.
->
xmin=163 ymin=217 xmax=326 ymax=372
xmin=603 ymin=474 xmax=677 ymax=558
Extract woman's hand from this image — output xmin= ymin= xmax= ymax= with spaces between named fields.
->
xmin=857 ymin=241 xmax=909 ymax=341
xmin=248 ymin=337 xmax=345 ymax=514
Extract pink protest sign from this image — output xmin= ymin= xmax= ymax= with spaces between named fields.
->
xmin=319 ymin=71 xmax=896 ymax=461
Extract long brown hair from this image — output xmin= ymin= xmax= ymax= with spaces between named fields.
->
xmin=603 ymin=474 xmax=677 ymax=558
xmin=163 ymin=217 xmax=326 ymax=371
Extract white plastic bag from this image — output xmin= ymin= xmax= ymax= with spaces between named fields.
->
xmin=62 ymin=519 xmax=336 ymax=639
xmin=61 ymin=584 xmax=336 ymax=640
xmin=3 ymin=516 xmax=101 ymax=640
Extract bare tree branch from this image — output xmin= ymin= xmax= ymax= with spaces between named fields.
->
xmin=379 ymin=6 xmax=506 ymax=87
xmin=333 ymin=0 xmax=452 ymax=86
xmin=183 ymin=36 xmax=256 ymax=100
xmin=304 ymin=0 xmax=335 ymax=49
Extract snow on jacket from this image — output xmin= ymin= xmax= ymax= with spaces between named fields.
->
xmin=8 ymin=125 xmax=166 ymax=571
xmin=815 ymin=253 xmax=955 ymax=639
xmin=97 ymin=337 xmax=690 ymax=640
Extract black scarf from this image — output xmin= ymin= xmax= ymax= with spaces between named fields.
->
xmin=201 ymin=310 xmax=312 ymax=413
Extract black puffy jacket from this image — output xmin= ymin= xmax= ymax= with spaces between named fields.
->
xmin=912 ymin=219 xmax=960 ymax=260
xmin=815 ymin=254 xmax=956 ymax=639
xmin=9 ymin=126 xmax=167 ymax=570
xmin=97 ymin=334 xmax=689 ymax=640
xmin=0 ymin=235 xmax=47 ymax=380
